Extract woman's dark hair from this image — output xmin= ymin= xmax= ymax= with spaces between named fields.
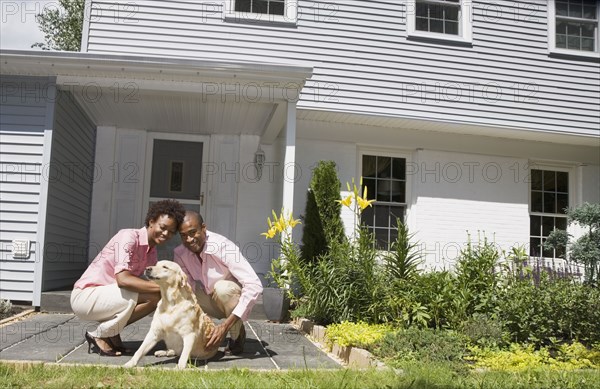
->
xmin=144 ymin=199 xmax=186 ymax=227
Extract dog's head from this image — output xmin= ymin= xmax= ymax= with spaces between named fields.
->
xmin=145 ymin=260 xmax=188 ymax=289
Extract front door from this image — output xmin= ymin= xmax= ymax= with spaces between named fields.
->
xmin=144 ymin=133 xmax=209 ymax=260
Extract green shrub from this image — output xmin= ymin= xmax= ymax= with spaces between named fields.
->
xmin=461 ymin=313 xmax=507 ymax=349
xmin=301 ymin=161 xmax=345 ymax=264
xmin=372 ymin=327 xmax=468 ymax=366
xmin=497 ymin=272 xmax=600 ymax=347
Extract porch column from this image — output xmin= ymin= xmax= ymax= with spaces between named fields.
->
xmin=282 ymin=101 xmax=297 ymax=217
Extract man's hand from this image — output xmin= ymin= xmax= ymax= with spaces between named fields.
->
xmin=206 ymin=323 xmax=228 ymax=349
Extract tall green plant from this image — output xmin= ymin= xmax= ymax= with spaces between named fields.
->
xmin=301 ymin=161 xmax=346 ymax=263
xmin=33 ymin=0 xmax=84 ymax=51
xmin=454 ymin=234 xmax=501 ymax=320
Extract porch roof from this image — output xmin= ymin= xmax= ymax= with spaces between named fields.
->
xmin=0 ymin=50 xmax=313 ymax=140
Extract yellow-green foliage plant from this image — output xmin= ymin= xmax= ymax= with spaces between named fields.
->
xmin=325 ymin=321 xmax=392 ymax=350
xmin=468 ymin=342 xmax=600 ymax=372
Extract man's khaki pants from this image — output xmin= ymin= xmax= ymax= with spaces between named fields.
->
xmin=195 ymin=280 xmax=243 ymax=340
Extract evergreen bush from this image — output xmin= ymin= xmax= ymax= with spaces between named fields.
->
xmin=301 ymin=161 xmax=346 ymax=263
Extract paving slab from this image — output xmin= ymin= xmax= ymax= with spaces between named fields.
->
xmin=0 ymin=313 xmax=341 ymax=370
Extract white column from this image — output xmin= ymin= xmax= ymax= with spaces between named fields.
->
xmin=282 ymin=101 xmax=297 ymax=217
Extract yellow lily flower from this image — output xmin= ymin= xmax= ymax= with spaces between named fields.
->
xmin=261 ymin=227 xmax=277 ymax=239
xmin=357 ymin=196 xmax=375 ymax=210
xmin=337 ymin=195 xmax=353 ymax=208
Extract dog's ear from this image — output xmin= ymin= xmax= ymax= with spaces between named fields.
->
xmin=178 ymin=271 xmax=188 ymax=289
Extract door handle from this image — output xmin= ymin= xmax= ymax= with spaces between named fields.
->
xmin=200 ymin=192 xmax=204 ymax=206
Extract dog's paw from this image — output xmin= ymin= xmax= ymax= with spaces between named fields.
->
xmin=154 ymin=349 xmax=176 ymax=357
xmin=123 ymin=360 xmax=136 ymax=368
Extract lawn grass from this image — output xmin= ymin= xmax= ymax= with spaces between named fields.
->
xmin=1 ymin=362 xmax=599 ymax=389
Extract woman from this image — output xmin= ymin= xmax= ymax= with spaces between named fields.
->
xmin=71 ymin=199 xmax=186 ymax=356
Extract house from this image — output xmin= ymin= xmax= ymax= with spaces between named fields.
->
xmin=1 ymin=0 xmax=598 ymax=306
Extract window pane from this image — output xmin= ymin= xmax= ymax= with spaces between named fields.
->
xmin=416 ymin=17 xmax=429 ymax=31
xmin=530 ymin=215 xmax=541 ymax=236
xmin=377 ymin=157 xmax=392 ymax=178
xmin=361 ymin=205 xmax=374 ymax=227
xmin=235 ymin=0 xmax=251 ymax=12
xmin=557 ymin=34 xmax=567 ymax=48
xmin=530 ymin=237 xmax=541 ymax=257
xmin=542 ymin=238 xmax=554 ymax=257
xmin=376 ymin=180 xmax=391 ymax=202
xmin=583 ymin=5 xmax=596 ymax=19
xmin=270 ymin=1 xmax=285 ymax=15
xmin=556 ymin=217 xmax=568 ymax=231
xmin=416 ymin=3 xmax=428 ymax=17
xmin=544 ymin=192 xmax=556 ymax=214
xmin=253 ymin=0 xmax=268 ymax=14
xmin=375 ymin=205 xmax=390 ymax=228
xmin=363 ymin=155 xmax=377 ymax=177
xmin=430 ymin=19 xmax=444 ymax=33
xmin=568 ymin=36 xmax=581 ymax=49
xmin=445 ymin=6 xmax=459 ymax=20
xmin=570 ymin=2 xmax=583 ymax=18
xmin=430 ymin=4 xmax=443 ymax=19
xmin=556 ymin=171 xmax=568 ymax=192
xmin=557 ymin=193 xmax=569 ymax=214
xmin=531 ymin=170 xmax=542 ymax=190
xmin=392 ymin=158 xmax=406 ymax=180
xmin=556 ymin=1 xmax=569 ymax=16
xmin=363 ymin=178 xmax=376 ymax=201
xmin=542 ymin=216 xmax=554 ymax=236
xmin=391 ymin=181 xmax=406 ymax=203
xmin=557 ymin=21 xmax=568 ymax=34
xmin=531 ymin=191 xmax=543 ymax=212
xmin=375 ymin=228 xmax=389 ymax=250
xmin=445 ymin=21 xmax=459 ymax=35
xmin=582 ymin=23 xmax=595 ymax=37
xmin=543 ymin=170 xmax=556 ymax=191
xmin=581 ymin=38 xmax=595 ymax=51
xmin=389 ymin=206 xmax=405 ymax=222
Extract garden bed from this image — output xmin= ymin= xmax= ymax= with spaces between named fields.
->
xmin=0 ymin=304 xmax=35 ymax=325
xmin=292 ymin=318 xmax=385 ymax=369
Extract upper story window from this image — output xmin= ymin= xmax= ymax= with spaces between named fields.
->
xmin=406 ymin=0 xmax=473 ymax=43
xmin=225 ymin=0 xmax=297 ymax=24
xmin=361 ymin=154 xmax=408 ymax=250
xmin=549 ymin=0 xmax=599 ymax=57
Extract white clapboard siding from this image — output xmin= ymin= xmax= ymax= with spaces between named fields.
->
xmin=85 ymin=0 xmax=600 ymax=137
xmin=0 ymin=76 xmax=51 ymax=302
xmin=41 ymin=90 xmax=96 ymax=291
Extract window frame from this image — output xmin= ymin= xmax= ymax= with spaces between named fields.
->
xmin=406 ymin=0 xmax=473 ymax=44
xmin=528 ymin=163 xmax=577 ymax=260
xmin=548 ymin=0 xmax=600 ymax=58
xmin=224 ymin=0 xmax=298 ymax=24
xmin=358 ymin=149 xmax=413 ymax=251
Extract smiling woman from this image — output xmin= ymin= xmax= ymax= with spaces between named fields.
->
xmin=69 ymin=199 xmax=186 ymax=357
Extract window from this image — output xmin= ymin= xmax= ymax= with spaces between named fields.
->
xmin=529 ymin=169 xmax=569 ymax=259
xmin=225 ymin=0 xmax=297 ymax=23
xmin=361 ymin=155 xmax=407 ymax=250
xmin=549 ymin=0 xmax=599 ymax=57
xmin=406 ymin=0 xmax=472 ymax=43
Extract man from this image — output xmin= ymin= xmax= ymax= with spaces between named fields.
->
xmin=173 ymin=211 xmax=263 ymax=355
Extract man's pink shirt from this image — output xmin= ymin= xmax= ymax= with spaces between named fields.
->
xmin=74 ymin=227 xmax=157 ymax=289
xmin=173 ymin=231 xmax=263 ymax=321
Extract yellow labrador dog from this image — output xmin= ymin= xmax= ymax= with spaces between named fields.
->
xmin=124 ymin=261 xmax=218 ymax=369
